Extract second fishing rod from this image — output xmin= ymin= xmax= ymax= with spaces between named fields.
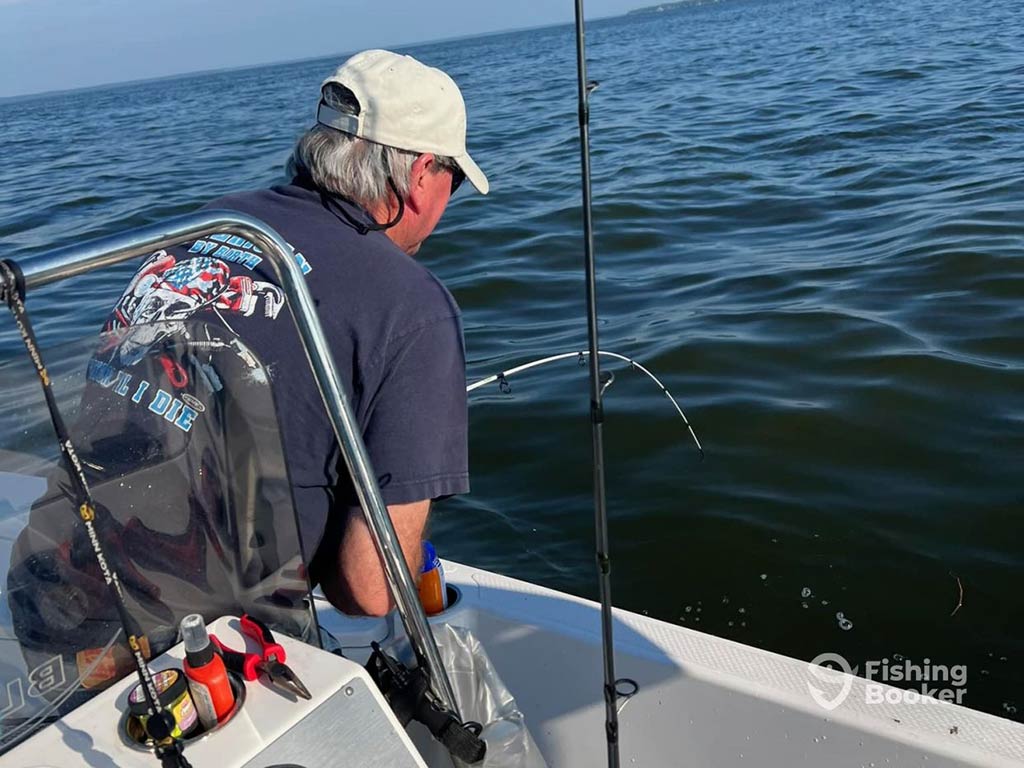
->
xmin=571 ymin=2 xmax=626 ymax=767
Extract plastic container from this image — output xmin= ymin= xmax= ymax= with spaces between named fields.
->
xmin=181 ymin=614 xmax=235 ymax=728
xmin=418 ymin=540 xmax=448 ymax=615
xmin=123 ymin=672 xmax=245 ymax=750
xmin=127 ymin=668 xmax=198 ymax=740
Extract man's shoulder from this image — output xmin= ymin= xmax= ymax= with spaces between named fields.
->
xmin=200 ymin=185 xmax=460 ymax=325
xmin=388 ymin=253 xmax=460 ymax=320
xmin=201 ymin=186 xmax=294 ymax=223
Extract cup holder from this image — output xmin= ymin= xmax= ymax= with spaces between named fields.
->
xmin=445 ymin=584 xmax=461 ymax=610
xmin=426 ymin=584 xmax=462 ymax=620
xmin=121 ymin=671 xmax=246 ymax=751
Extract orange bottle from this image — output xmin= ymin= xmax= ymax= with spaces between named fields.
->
xmin=419 ymin=541 xmax=448 ymax=615
xmin=180 ymin=614 xmax=235 ymax=729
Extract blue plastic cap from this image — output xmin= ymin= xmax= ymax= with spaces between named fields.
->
xmin=422 ymin=540 xmax=438 ymax=573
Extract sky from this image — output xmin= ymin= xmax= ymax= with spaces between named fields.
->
xmin=0 ymin=0 xmax=641 ymax=99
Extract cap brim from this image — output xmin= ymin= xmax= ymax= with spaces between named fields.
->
xmin=454 ymin=153 xmax=489 ymax=195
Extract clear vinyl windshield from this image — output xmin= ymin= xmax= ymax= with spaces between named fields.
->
xmin=0 ymin=320 xmax=315 ymax=753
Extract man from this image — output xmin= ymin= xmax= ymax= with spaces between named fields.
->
xmin=3 ymin=49 xmax=484 ymax=719
xmin=109 ymin=49 xmax=488 ymax=616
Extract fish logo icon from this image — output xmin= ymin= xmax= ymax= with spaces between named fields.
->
xmin=807 ymin=652 xmax=855 ymax=711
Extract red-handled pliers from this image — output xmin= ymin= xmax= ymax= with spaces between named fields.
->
xmin=211 ymin=614 xmax=311 ymax=700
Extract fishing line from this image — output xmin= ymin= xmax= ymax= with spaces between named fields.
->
xmin=0 ymin=259 xmax=191 ymax=768
xmin=467 ymin=349 xmax=704 ymax=459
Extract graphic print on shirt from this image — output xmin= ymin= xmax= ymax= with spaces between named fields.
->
xmin=85 ymin=235 xmax=304 ymax=433
xmin=103 ymin=250 xmax=285 ymax=368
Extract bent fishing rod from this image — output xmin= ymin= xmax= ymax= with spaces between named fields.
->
xmin=467 ymin=349 xmax=704 ymax=459
xmin=573 ymin=2 xmax=624 ymax=765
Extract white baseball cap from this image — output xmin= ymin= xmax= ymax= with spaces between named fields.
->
xmin=317 ymin=49 xmax=489 ymax=195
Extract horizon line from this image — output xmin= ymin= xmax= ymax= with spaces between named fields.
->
xmin=0 ymin=12 xmax=622 ymax=104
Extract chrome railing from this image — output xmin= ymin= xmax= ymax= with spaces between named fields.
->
xmin=0 ymin=210 xmax=460 ymax=714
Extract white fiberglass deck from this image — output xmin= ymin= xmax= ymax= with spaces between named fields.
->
xmin=322 ymin=561 xmax=1024 ymax=768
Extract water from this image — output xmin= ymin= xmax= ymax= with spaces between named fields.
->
xmin=2 ymin=0 xmax=1022 ymax=723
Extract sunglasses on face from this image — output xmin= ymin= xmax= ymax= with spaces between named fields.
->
xmin=446 ymin=163 xmax=465 ymax=195
xmin=433 ymin=157 xmax=464 ymax=195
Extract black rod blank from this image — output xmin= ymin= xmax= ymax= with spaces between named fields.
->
xmin=571 ymin=4 xmax=621 ymax=767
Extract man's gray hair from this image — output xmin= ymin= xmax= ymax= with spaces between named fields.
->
xmin=287 ymin=83 xmax=454 ymax=209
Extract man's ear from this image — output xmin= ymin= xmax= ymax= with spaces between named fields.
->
xmin=404 ymin=153 xmax=436 ymax=214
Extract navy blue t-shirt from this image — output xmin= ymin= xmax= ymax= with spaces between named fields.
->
xmin=102 ymin=179 xmax=469 ymax=575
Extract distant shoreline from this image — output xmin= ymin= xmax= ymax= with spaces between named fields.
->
xmin=628 ymin=0 xmax=718 ymax=15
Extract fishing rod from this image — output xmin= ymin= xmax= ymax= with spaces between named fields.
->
xmin=466 ymin=349 xmax=704 ymax=459
xmin=0 ymin=260 xmax=190 ymax=768
xmin=572 ymin=2 xmax=623 ymax=765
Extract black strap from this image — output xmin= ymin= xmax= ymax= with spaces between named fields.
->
xmin=299 ymin=150 xmax=405 ymax=235
xmin=0 ymin=259 xmax=191 ymax=768
xmin=319 ymin=174 xmax=405 ymax=235
xmin=421 ymin=700 xmax=487 ymax=764
xmin=366 ymin=643 xmax=486 ymax=764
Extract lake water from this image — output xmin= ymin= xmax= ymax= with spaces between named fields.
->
xmin=1 ymin=0 xmax=1022 ymax=723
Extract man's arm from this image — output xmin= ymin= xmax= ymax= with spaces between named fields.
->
xmin=319 ymin=500 xmax=430 ymax=616
xmin=317 ymin=308 xmax=467 ymax=616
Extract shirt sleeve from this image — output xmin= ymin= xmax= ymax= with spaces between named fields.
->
xmin=358 ymin=315 xmax=469 ymax=506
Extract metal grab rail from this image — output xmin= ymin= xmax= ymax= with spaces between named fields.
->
xmin=0 ymin=209 xmax=460 ymax=715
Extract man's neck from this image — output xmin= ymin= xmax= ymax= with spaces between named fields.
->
xmin=368 ymin=201 xmax=414 ymax=254
xmin=367 ymin=200 xmax=392 ymax=227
